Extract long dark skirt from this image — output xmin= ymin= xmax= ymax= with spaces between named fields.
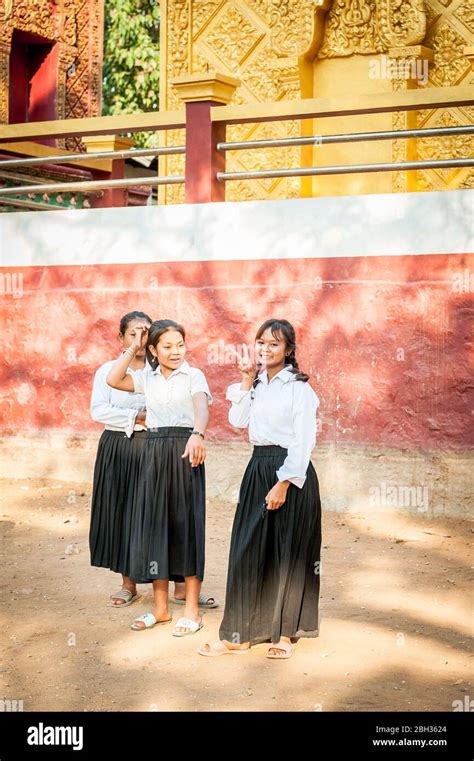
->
xmin=219 ymin=445 xmax=322 ymax=646
xmin=129 ymin=426 xmax=206 ymax=584
xmin=89 ymin=430 xmax=148 ymax=577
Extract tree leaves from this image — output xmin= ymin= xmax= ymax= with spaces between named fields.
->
xmin=102 ymin=0 xmax=161 ymax=147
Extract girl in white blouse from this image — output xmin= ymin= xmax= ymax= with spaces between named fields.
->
xmin=107 ymin=319 xmax=213 ymax=637
xmin=199 ymin=318 xmax=322 ymax=659
xmin=89 ymin=311 xmax=152 ymax=608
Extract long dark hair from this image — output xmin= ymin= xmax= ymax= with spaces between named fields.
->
xmin=146 ymin=319 xmax=186 ymax=371
xmin=119 ymin=310 xmax=152 ymax=336
xmin=254 ymin=318 xmax=309 ymax=387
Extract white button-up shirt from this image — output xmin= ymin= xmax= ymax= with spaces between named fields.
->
xmin=226 ymin=365 xmax=320 ymax=488
xmin=132 ymin=359 xmax=212 ymax=428
xmin=91 ymin=359 xmax=147 ymax=438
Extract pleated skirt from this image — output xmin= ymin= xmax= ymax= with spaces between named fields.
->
xmin=219 ymin=445 xmax=322 ymax=646
xmin=129 ymin=426 xmax=206 ymax=584
xmin=89 ymin=429 xmax=148 ymax=577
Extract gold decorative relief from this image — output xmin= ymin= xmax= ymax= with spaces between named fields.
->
xmin=318 ymin=0 xmax=426 ymax=57
xmin=454 ymin=0 xmax=474 ymax=33
xmin=416 ymin=0 xmax=474 ymax=191
xmin=0 ymin=41 xmax=9 ymax=123
xmin=428 ymin=21 xmax=471 ymax=86
xmin=161 ymin=0 xmax=473 ymax=201
xmin=192 ymin=0 xmax=222 ymax=36
xmin=203 ymin=5 xmax=264 ymax=70
xmin=319 ymin=0 xmax=383 ymax=56
xmin=162 ymin=0 xmax=332 ymax=203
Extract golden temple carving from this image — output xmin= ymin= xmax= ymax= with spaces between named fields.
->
xmin=161 ymin=0 xmax=472 ymax=201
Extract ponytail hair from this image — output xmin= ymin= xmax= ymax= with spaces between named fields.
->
xmin=146 ymin=319 xmax=185 ymax=371
xmin=255 ymin=319 xmax=309 ymax=383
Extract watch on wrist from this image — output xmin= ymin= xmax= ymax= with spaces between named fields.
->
xmin=192 ymin=430 xmax=204 ymax=439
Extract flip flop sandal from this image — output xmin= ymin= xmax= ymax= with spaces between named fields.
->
xmin=108 ymin=589 xmax=141 ymax=607
xmin=173 ymin=592 xmax=219 ymax=609
xmin=266 ymin=641 xmax=294 ymax=659
xmin=130 ymin=612 xmax=173 ymax=631
xmin=198 ymin=641 xmax=250 ymax=657
xmin=172 ymin=616 xmax=203 ymax=637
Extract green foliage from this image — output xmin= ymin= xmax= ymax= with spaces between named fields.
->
xmin=102 ymin=0 xmax=160 ymax=147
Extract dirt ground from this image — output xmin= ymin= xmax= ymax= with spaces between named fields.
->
xmin=0 ymin=477 xmax=472 ymax=712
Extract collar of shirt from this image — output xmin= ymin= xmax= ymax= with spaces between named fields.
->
xmin=153 ymin=358 xmax=190 ymax=380
xmin=259 ymin=364 xmax=294 ymax=386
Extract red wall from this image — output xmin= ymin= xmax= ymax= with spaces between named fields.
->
xmin=1 ymin=252 xmax=473 ymax=448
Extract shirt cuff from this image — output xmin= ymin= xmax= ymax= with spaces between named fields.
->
xmin=226 ymin=383 xmax=251 ymax=403
xmin=125 ymin=409 xmax=139 ymax=438
xmin=276 ymin=467 xmax=306 ymax=489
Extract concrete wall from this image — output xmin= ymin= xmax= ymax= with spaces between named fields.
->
xmin=1 ymin=190 xmax=473 ymax=516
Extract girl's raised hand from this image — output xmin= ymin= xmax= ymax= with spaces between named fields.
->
xmin=233 ymin=344 xmax=256 ymax=383
xmin=131 ymin=324 xmax=149 ymax=352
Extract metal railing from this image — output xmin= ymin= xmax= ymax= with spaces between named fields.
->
xmin=0 ymin=145 xmax=185 ymax=170
xmin=0 ymin=84 xmax=472 ymax=208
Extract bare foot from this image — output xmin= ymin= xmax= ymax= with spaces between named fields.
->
xmin=199 ymin=639 xmax=250 ymax=654
xmin=268 ymin=636 xmax=294 ymax=657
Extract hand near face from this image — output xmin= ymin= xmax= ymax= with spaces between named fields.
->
xmin=130 ymin=325 xmax=149 ymax=353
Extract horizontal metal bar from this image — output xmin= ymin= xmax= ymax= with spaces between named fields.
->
xmin=218 ymin=158 xmax=474 ymax=181
xmin=0 ymin=146 xmax=186 ymax=169
xmin=0 ymin=197 xmax=63 ymax=212
xmin=218 ymin=125 xmax=474 ymax=152
xmin=0 ymin=141 xmax=113 ymax=172
xmin=211 ymin=85 xmax=474 ymax=125
xmin=0 ymin=175 xmax=185 ymax=197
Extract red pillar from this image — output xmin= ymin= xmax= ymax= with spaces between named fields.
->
xmin=184 ymin=100 xmax=226 ymax=203
xmin=170 ymin=73 xmax=241 ymax=204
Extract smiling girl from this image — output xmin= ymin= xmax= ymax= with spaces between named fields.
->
xmin=106 ymin=319 xmax=212 ymax=636
xmin=199 ymin=318 xmax=322 ymax=659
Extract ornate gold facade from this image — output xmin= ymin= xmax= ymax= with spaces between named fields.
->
xmin=160 ymin=0 xmax=474 ymax=201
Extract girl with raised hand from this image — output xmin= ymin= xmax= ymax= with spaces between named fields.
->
xmin=89 ymin=310 xmax=152 ymax=608
xmin=107 ymin=319 xmax=213 ymax=636
xmin=199 ymin=318 xmax=322 ymax=659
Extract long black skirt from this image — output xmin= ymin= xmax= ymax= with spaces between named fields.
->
xmin=219 ymin=445 xmax=322 ymax=646
xmin=129 ymin=427 xmax=206 ymax=584
xmin=89 ymin=429 xmax=148 ymax=577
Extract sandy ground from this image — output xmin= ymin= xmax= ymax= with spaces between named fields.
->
xmin=0 ymin=477 xmax=472 ymax=712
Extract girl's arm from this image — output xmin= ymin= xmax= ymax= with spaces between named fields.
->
xmin=182 ymin=392 xmax=209 ymax=467
xmin=106 ymin=326 xmax=148 ymax=392
xmin=226 ymin=351 xmax=255 ymax=428
xmin=91 ymin=365 xmax=143 ymax=436
xmin=276 ymin=383 xmax=319 ymax=488
xmin=265 ymin=383 xmax=319 ymax=510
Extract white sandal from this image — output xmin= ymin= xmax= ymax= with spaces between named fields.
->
xmin=130 ymin=612 xmax=172 ymax=631
xmin=172 ymin=616 xmax=203 ymax=637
